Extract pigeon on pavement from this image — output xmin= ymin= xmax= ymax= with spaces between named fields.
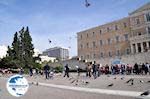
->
xmin=140 ymin=80 xmax=144 ymax=83
xmin=107 ymin=83 xmax=114 ymax=87
xmin=126 ymin=78 xmax=133 ymax=83
xmin=114 ymin=77 xmax=117 ymax=79
xmin=140 ymin=90 xmax=150 ymax=96
xmin=131 ymin=79 xmax=134 ymax=85
xmin=147 ymin=81 xmax=150 ymax=83
xmin=121 ymin=77 xmax=124 ymax=80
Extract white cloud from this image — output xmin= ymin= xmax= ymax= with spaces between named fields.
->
xmin=33 ymin=48 xmax=42 ymax=57
xmin=0 ymin=45 xmax=7 ymax=58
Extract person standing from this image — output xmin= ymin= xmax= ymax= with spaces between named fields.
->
xmin=76 ymin=65 xmax=80 ymax=76
xmin=92 ymin=61 xmax=97 ymax=79
xmin=29 ymin=67 xmax=33 ymax=76
xmin=146 ymin=63 xmax=150 ymax=75
xmin=86 ymin=64 xmax=92 ymax=77
xmin=134 ymin=63 xmax=139 ymax=74
xmin=64 ymin=64 xmax=69 ymax=78
xmin=19 ymin=67 xmax=24 ymax=75
xmin=44 ymin=63 xmax=50 ymax=79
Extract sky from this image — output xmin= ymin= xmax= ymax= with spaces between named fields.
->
xmin=0 ymin=0 xmax=150 ymax=57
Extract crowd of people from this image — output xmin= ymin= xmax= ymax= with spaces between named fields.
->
xmin=85 ymin=62 xmax=150 ymax=79
xmin=0 ymin=62 xmax=150 ymax=80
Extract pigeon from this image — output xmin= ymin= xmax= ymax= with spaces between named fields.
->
xmin=121 ymin=77 xmax=124 ymax=80
xmin=114 ymin=77 xmax=117 ymax=79
xmin=126 ymin=78 xmax=133 ymax=83
xmin=85 ymin=81 xmax=89 ymax=84
xmin=140 ymin=90 xmax=150 ymax=96
xmin=85 ymin=0 xmax=90 ymax=7
xmin=107 ymin=83 xmax=114 ymax=87
xmin=140 ymin=80 xmax=144 ymax=83
xmin=83 ymin=81 xmax=89 ymax=85
xmin=147 ymin=81 xmax=150 ymax=83
xmin=131 ymin=79 xmax=134 ymax=85
xmin=71 ymin=79 xmax=76 ymax=83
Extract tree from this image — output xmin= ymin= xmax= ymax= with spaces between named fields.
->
xmin=23 ymin=27 xmax=34 ymax=67
xmin=12 ymin=32 xmax=20 ymax=60
xmin=0 ymin=26 xmax=36 ymax=69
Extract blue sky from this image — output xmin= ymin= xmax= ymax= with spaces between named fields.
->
xmin=0 ymin=0 xmax=150 ymax=57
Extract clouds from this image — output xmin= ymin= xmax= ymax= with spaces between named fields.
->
xmin=0 ymin=45 xmax=7 ymax=58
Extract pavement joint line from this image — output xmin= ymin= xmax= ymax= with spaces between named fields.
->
xmin=30 ymin=81 xmax=150 ymax=98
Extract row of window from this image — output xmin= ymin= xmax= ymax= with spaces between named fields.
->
xmin=146 ymin=12 xmax=150 ymax=22
xmin=80 ymin=34 xmax=128 ymax=49
xmin=131 ymin=27 xmax=150 ymax=37
xmin=134 ymin=13 xmax=150 ymax=25
xmin=80 ymin=49 xmax=130 ymax=59
xmin=80 ymin=22 xmax=128 ymax=39
xmin=79 ymin=13 xmax=150 ymax=39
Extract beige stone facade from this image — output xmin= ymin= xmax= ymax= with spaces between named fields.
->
xmin=77 ymin=2 xmax=150 ymax=65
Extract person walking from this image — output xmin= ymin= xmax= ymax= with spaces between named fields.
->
xmin=76 ymin=65 xmax=80 ymax=76
xmin=92 ymin=61 xmax=97 ymax=79
xmin=44 ymin=63 xmax=50 ymax=79
xmin=64 ymin=64 xmax=69 ymax=78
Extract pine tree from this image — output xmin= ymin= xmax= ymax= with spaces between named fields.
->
xmin=3 ymin=26 xmax=36 ymax=68
xmin=19 ymin=27 xmax=25 ymax=67
xmin=23 ymin=27 xmax=34 ymax=67
xmin=12 ymin=32 xmax=20 ymax=60
xmin=7 ymin=46 xmax=13 ymax=58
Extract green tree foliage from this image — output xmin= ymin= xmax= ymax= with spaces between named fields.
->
xmin=0 ymin=27 xmax=37 ymax=69
xmin=12 ymin=32 xmax=20 ymax=60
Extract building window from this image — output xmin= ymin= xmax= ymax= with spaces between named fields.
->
xmin=87 ymin=33 xmax=88 ymax=38
xmin=86 ymin=43 xmax=89 ymax=48
xmin=80 ymin=44 xmax=83 ymax=49
xmin=100 ymin=52 xmax=103 ymax=58
xmin=116 ymin=50 xmax=120 ymax=56
xmin=100 ymin=30 xmax=102 ymax=34
xmin=147 ymin=27 xmax=150 ymax=34
xmin=137 ymin=43 xmax=141 ymax=53
xmin=124 ymin=34 xmax=128 ymax=41
xmin=123 ymin=22 xmax=127 ymax=28
xmin=107 ymin=27 xmax=110 ymax=32
xmin=133 ymin=44 xmax=136 ymax=53
xmin=93 ymin=54 xmax=96 ymax=59
xmin=108 ymin=38 xmax=111 ymax=45
xmin=116 ymin=36 xmax=119 ymax=43
xmin=100 ymin=40 xmax=103 ymax=46
xmin=93 ymin=32 xmax=95 ymax=36
xmin=115 ymin=25 xmax=118 ymax=30
xmin=136 ymin=18 xmax=140 ymax=24
xmin=108 ymin=52 xmax=112 ymax=57
xmin=138 ymin=32 xmax=142 ymax=35
xmin=80 ymin=34 xmax=82 ymax=39
xmin=93 ymin=41 xmax=96 ymax=48
xmin=126 ymin=49 xmax=130 ymax=54
xmin=146 ymin=13 xmax=150 ymax=22
xmin=81 ymin=56 xmax=83 ymax=60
